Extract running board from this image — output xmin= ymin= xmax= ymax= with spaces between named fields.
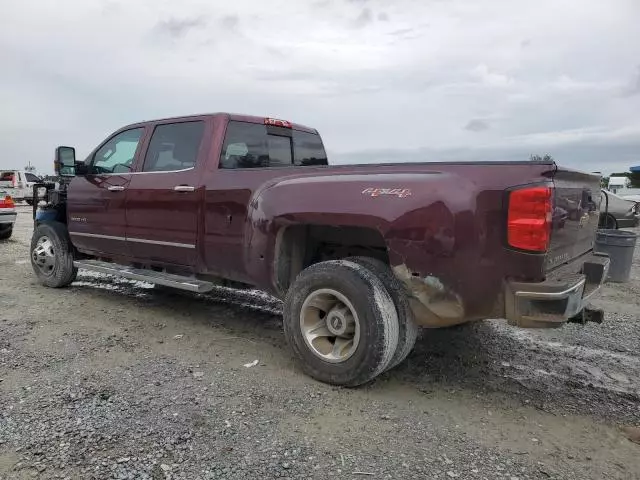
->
xmin=73 ymin=260 xmax=214 ymax=293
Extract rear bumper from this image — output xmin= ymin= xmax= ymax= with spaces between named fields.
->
xmin=505 ymin=252 xmax=610 ymax=328
xmin=0 ymin=211 xmax=17 ymax=225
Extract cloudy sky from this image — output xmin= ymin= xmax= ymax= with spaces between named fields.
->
xmin=1 ymin=0 xmax=639 ymax=174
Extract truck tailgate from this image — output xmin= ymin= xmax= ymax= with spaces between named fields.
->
xmin=546 ymin=167 xmax=602 ymax=270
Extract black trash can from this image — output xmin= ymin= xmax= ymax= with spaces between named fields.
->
xmin=594 ymin=229 xmax=638 ymax=283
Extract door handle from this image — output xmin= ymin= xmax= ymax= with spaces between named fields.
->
xmin=173 ymin=185 xmax=195 ymax=192
xmin=107 ymin=186 xmax=125 ymax=192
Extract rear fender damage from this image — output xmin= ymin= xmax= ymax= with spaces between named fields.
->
xmin=392 ymin=264 xmax=466 ymax=328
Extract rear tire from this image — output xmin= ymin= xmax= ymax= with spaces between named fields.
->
xmin=283 ymin=260 xmax=399 ymax=387
xmin=0 ymin=225 xmax=12 ymax=240
xmin=348 ymin=257 xmax=419 ymax=370
xmin=30 ymin=222 xmax=77 ymax=287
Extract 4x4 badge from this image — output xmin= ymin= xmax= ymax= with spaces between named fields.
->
xmin=362 ymin=187 xmax=412 ymax=198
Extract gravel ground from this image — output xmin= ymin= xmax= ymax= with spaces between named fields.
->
xmin=1 ymin=205 xmax=639 ymax=480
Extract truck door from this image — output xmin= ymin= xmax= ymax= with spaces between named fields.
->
xmin=67 ymin=127 xmax=145 ymax=256
xmin=125 ymin=119 xmax=208 ymax=267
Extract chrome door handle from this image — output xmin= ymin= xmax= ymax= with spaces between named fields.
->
xmin=107 ymin=186 xmax=125 ymax=192
xmin=173 ymin=185 xmax=195 ymax=192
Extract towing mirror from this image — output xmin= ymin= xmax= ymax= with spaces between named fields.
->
xmin=54 ymin=146 xmax=77 ymax=177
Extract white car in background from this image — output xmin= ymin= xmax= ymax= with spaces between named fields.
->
xmin=0 ymin=189 xmax=16 ymax=240
xmin=0 ymin=170 xmax=42 ymax=204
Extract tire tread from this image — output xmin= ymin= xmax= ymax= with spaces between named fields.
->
xmin=348 ymin=256 xmax=419 ymax=370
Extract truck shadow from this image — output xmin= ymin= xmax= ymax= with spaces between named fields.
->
xmin=70 ymin=272 xmax=287 ymax=346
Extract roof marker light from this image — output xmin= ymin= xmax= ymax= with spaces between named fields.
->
xmin=264 ymin=118 xmax=292 ymax=128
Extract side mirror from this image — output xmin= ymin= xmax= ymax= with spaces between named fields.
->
xmin=54 ymin=146 xmax=77 ymax=177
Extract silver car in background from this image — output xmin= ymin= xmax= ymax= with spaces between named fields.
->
xmin=600 ymin=190 xmax=640 ymax=229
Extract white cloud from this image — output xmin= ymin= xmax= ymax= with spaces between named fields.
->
xmin=0 ymin=0 xmax=639 ymax=173
xmin=549 ymin=75 xmax=620 ymax=94
xmin=471 ymin=64 xmax=514 ymax=88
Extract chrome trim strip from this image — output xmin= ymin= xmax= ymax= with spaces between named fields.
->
xmin=514 ymin=277 xmax=586 ymax=300
xmin=69 ymin=232 xmax=126 ymax=241
xmin=127 ymin=237 xmax=195 ymax=249
xmin=69 ymin=231 xmax=195 ymax=249
xmin=88 ymin=167 xmax=195 ymax=177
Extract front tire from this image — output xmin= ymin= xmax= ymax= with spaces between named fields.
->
xmin=283 ymin=260 xmax=399 ymax=387
xmin=30 ymin=222 xmax=77 ymax=287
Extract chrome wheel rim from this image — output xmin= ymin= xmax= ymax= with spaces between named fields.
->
xmin=300 ymin=288 xmax=360 ymax=363
xmin=32 ymin=236 xmax=56 ymax=276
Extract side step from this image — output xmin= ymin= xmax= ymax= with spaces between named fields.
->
xmin=73 ymin=260 xmax=214 ymax=293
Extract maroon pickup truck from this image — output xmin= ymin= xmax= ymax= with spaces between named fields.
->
xmin=30 ymin=113 xmax=609 ymax=386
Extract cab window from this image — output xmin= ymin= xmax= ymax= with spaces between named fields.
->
xmin=142 ymin=121 xmax=205 ymax=172
xmin=91 ymin=128 xmax=144 ymax=174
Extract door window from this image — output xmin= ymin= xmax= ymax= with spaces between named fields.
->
xmin=142 ymin=121 xmax=205 ymax=172
xmin=91 ymin=128 xmax=144 ymax=174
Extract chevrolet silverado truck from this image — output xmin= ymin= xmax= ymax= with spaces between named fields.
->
xmin=29 ymin=113 xmax=609 ymax=386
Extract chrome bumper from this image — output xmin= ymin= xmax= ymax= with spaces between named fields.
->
xmin=0 ymin=212 xmax=17 ymax=224
xmin=505 ymin=252 xmax=610 ymax=328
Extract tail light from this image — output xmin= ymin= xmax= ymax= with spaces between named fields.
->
xmin=0 ymin=195 xmax=15 ymax=208
xmin=507 ymin=185 xmax=552 ymax=252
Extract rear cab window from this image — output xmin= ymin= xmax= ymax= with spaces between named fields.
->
xmin=1 ymin=171 xmax=16 ymax=183
xmin=219 ymin=121 xmax=327 ymax=169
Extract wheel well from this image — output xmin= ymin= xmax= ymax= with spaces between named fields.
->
xmin=275 ymin=225 xmax=388 ymax=294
